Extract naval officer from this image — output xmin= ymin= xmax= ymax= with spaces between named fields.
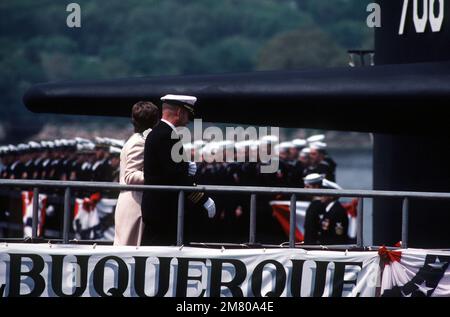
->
xmin=141 ymin=94 xmax=216 ymax=246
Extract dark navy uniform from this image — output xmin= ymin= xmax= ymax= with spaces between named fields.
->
xmin=305 ymin=160 xmax=334 ymax=181
xmin=303 ymin=199 xmax=325 ymax=244
xmin=317 ymin=200 xmax=349 ymax=245
xmin=91 ymin=158 xmax=113 ymax=182
xmin=141 ymin=120 xmax=211 ymax=246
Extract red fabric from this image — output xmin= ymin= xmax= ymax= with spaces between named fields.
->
xmin=21 ymin=191 xmax=29 ymax=217
xmin=378 ymin=245 xmax=402 ymax=265
xmin=272 ymin=204 xmax=303 ymax=242
xmin=81 ymin=192 xmax=102 ymax=212
xmin=90 ymin=192 xmax=101 ymax=204
xmin=343 ymin=198 xmax=358 ymax=218
xmin=21 ymin=191 xmax=47 ymax=237
xmin=73 ymin=200 xmax=79 ymax=218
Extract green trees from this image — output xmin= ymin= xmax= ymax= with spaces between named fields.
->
xmin=0 ymin=0 xmax=372 ymax=142
xmin=257 ymin=27 xmax=347 ymax=70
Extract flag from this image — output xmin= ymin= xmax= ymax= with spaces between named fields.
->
xmin=73 ymin=193 xmax=117 ymax=240
xmin=21 ymin=191 xmax=47 ymax=237
xmin=73 ymin=193 xmax=101 ymax=240
xmin=380 ymin=248 xmax=450 ymax=297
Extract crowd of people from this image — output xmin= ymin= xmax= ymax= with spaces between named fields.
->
xmin=0 ymin=97 xmax=352 ymax=245
xmin=0 ymin=137 xmax=123 ymax=183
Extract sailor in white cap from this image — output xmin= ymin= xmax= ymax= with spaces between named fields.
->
xmin=299 ymin=147 xmax=311 ymax=167
xmin=141 ymin=94 xmax=216 ymax=246
xmin=289 ymin=138 xmax=306 ymax=162
xmin=317 ymin=178 xmax=348 ymax=245
xmin=307 ymin=134 xmax=325 ymax=144
xmin=8 ymin=144 xmax=28 ymax=179
xmin=109 ymin=146 xmax=121 ymax=182
xmin=305 ymin=142 xmax=335 ymax=181
xmin=303 ymin=173 xmax=326 ymax=244
xmin=303 ymin=173 xmax=348 ymax=245
xmin=160 ymin=94 xmax=197 ymax=121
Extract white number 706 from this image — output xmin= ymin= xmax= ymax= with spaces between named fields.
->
xmin=399 ymin=0 xmax=444 ymax=35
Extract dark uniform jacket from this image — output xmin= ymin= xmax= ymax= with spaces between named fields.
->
xmin=141 ymin=121 xmax=209 ymax=246
xmin=92 ymin=158 xmax=113 ymax=182
xmin=317 ymin=200 xmax=349 ymax=245
xmin=303 ymin=199 xmax=325 ymax=244
xmin=305 ymin=160 xmax=335 ymax=182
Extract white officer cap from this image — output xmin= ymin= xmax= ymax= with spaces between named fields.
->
xmin=161 ymin=94 xmax=197 ymax=106
xmin=307 ymin=134 xmax=325 ymax=143
xmin=309 ymin=141 xmax=327 ymax=151
xmin=109 ymin=138 xmax=125 ymax=148
xmin=95 ymin=137 xmax=110 ymax=148
xmin=28 ymin=141 xmax=41 ymax=149
xmin=300 ymin=147 xmax=311 ymax=157
xmin=77 ymin=142 xmax=95 ymax=154
xmin=67 ymin=139 xmax=77 ymax=147
xmin=109 ymin=146 xmax=122 ymax=156
xmin=161 ymin=94 xmax=197 ymax=119
xmin=260 ymin=135 xmax=279 ymax=144
xmin=17 ymin=143 xmax=30 ymax=152
xmin=322 ymin=179 xmax=342 ymax=190
xmin=8 ymin=144 xmax=18 ymax=152
xmin=292 ymin=138 xmax=307 ymax=148
xmin=278 ymin=141 xmax=293 ymax=151
xmin=54 ymin=139 xmax=63 ymax=148
xmin=75 ymin=137 xmax=91 ymax=144
xmin=303 ymin=173 xmax=325 ymax=185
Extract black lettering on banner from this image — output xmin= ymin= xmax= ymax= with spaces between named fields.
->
xmin=133 ymin=256 xmax=171 ymax=297
xmin=93 ymin=256 xmax=129 ymax=297
xmin=8 ymin=254 xmax=45 ymax=297
xmin=312 ymin=261 xmax=330 ymax=297
xmin=332 ymin=262 xmax=363 ymax=297
xmin=175 ymin=258 xmax=207 ymax=297
xmin=290 ymin=259 xmax=306 ymax=297
xmin=50 ymin=255 xmax=90 ymax=297
xmin=209 ymin=258 xmax=246 ymax=297
xmin=252 ymin=260 xmax=286 ymax=297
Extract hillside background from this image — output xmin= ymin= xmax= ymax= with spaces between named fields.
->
xmin=0 ymin=0 xmax=373 ymax=145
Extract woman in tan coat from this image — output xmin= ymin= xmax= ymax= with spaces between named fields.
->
xmin=114 ymin=101 xmax=159 ymax=246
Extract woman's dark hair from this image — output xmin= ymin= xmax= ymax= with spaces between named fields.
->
xmin=131 ymin=101 xmax=160 ymax=133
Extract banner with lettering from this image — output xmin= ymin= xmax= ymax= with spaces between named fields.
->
xmin=0 ymin=244 xmax=380 ymax=297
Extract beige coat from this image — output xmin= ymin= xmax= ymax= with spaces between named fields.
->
xmin=113 ymin=130 xmax=150 ymax=246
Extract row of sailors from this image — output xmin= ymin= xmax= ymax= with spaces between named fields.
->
xmin=0 ymin=134 xmax=339 ymax=243
xmin=187 ymin=134 xmax=336 ymax=188
xmin=0 ymin=137 xmax=122 ymax=183
xmin=0 ymin=134 xmax=336 ymax=189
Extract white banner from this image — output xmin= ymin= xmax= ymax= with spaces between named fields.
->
xmin=380 ymin=248 xmax=450 ymax=297
xmin=0 ymin=244 xmax=380 ymax=297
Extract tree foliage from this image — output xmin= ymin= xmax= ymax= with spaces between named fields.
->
xmin=0 ymin=0 xmax=372 ymax=142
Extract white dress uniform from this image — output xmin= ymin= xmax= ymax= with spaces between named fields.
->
xmin=113 ymin=129 xmax=151 ymax=246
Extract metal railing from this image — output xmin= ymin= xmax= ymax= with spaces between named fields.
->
xmin=2 ymin=179 xmax=450 ymax=248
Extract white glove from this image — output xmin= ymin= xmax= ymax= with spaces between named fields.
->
xmin=188 ymin=162 xmax=197 ymax=176
xmin=203 ymin=198 xmax=216 ymax=218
